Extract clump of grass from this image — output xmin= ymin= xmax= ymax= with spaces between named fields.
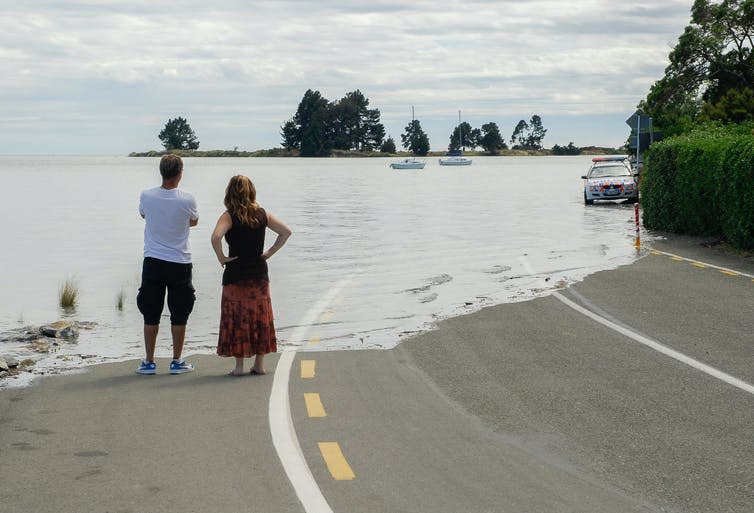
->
xmin=116 ymin=289 xmax=126 ymax=311
xmin=59 ymin=278 xmax=78 ymax=309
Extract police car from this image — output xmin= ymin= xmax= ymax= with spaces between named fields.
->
xmin=581 ymin=156 xmax=639 ymax=205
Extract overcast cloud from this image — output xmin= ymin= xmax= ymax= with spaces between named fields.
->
xmin=0 ymin=1 xmax=693 ymax=154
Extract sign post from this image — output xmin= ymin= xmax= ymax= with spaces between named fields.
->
xmin=626 ymin=110 xmax=650 ymax=252
xmin=636 ymin=116 xmax=641 ymax=171
xmin=626 ymin=111 xmax=652 ymax=164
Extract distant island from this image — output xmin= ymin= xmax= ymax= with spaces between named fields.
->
xmin=129 ymin=148 xmax=296 ymax=158
xmin=140 ymin=114 xmax=624 ymax=158
xmin=129 ymin=146 xmax=623 ymax=158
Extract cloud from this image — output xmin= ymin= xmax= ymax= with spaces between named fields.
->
xmin=0 ymin=0 xmax=694 ymax=153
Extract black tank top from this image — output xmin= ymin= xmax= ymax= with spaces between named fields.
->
xmin=221 ymin=208 xmax=269 ymax=285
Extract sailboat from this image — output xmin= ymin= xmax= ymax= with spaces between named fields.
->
xmin=390 ymin=106 xmax=426 ymax=170
xmin=390 ymin=158 xmax=426 ymax=169
xmin=439 ymin=111 xmax=472 ymax=166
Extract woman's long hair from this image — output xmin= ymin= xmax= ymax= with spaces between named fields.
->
xmin=224 ymin=175 xmax=261 ymax=227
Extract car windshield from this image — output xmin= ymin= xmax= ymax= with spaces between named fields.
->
xmin=589 ymin=165 xmax=631 ymax=178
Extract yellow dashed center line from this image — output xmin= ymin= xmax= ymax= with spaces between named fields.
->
xmin=653 ymin=248 xmax=754 ymax=282
xmin=318 ymin=442 xmax=355 ymax=480
xmin=304 ymin=393 xmax=327 ymax=418
xmin=299 ymin=300 xmax=354 ymax=482
xmin=301 ymin=360 xmax=316 ymax=379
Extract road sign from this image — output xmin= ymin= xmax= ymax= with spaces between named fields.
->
xmin=628 ymin=132 xmax=651 ymax=151
xmin=628 ymin=131 xmax=663 ymax=150
xmin=626 ymin=111 xmax=651 ymax=129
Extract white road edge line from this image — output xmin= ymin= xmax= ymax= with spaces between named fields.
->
xmin=269 ymin=277 xmax=353 ymax=513
xmin=653 ymin=249 xmax=754 ymax=279
xmin=521 ymin=259 xmax=754 ymax=396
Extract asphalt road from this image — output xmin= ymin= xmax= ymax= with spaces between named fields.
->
xmin=1 ymin=235 xmax=752 ymax=512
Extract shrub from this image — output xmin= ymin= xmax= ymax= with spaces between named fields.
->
xmin=641 ymin=124 xmax=754 ymax=249
xmin=718 ymin=137 xmax=754 ymax=249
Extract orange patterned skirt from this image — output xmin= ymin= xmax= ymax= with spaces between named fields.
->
xmin=217 ymin=278 xmax=277 ymax=357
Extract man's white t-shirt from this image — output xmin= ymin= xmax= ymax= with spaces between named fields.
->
xmin=139 ymin=187 xmax=199 ymax=264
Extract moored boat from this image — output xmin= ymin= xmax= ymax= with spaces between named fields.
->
xmin=390 ymin=158 xmax=426 ymax=169
xmin=440 ymin=111 xmax=473 ymax=166
xmin=439 ymin=153 xmax=472 ymax=166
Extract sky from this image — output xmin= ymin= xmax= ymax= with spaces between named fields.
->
xmin=0 ymin=1 xmax=695 ymax=154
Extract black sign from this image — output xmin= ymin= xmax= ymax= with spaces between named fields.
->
xmin=628 ymin=131 xmax=663 ymax=150
xmin=628 ymin=133 xmax=649 ymax=150
xmin=626 ymin=111 xmax=651 ymax=129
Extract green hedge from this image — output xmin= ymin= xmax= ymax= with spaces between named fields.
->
xmin=641 ymin=124 xmax=754 ymax=250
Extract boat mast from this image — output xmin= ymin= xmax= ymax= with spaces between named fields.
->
xmin=458 ymin=110 xmax=462 ymax=151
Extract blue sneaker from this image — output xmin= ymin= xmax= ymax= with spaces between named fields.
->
xmin=169 ymin=359 xmax=195 ymax=374
xmin=136 ymin=360 xmax=156 ymax=375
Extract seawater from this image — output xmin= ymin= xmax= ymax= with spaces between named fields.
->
xmin=0 ymin=155 xmax=646 ymax=384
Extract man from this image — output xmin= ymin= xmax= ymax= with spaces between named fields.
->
xmin=136 ymin=154 xmax=199 ymax=375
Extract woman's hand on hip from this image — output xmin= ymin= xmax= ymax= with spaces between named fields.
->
xmin=218 ymin=255 xmax=238 ymax=267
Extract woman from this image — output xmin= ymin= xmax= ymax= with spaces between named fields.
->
xmin=211 ymin=175 xmax=292 ymax=376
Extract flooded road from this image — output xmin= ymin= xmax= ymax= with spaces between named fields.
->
xmin=0 ymin=155 xmax=649 ymax=382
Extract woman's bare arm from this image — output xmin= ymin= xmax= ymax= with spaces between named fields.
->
xmin=210 ymin=211 xmax=237 ymax=267
xmin=262 ymin=212 xmax=292 ymax=260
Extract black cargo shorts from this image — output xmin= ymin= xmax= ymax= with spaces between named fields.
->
xmin=136 ymin=257 xmax=196 ymax=325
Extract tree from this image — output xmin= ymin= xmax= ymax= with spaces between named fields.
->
xmin=510 ymin=116 xmax=547 ymax=149
xmin=638 ymin=79 xmax=700 ymax=138
xmin=294 ymin=89 xmax=332 ymax=157
xmin=330 ymin=90 xmax=365 ymax=150
xmin=551 ymin=142 xmax=581 ymax=155
xmin=280 ymin=119 xmax=298 ymax=150
xmin=280 ymin=89 xmax=334 ymax=155
xmin=699 ymin=87 xmax=754 ymax=123
xmin=401 ymin=119 xmax=430 ymax=156
xmin=448 ymin=122 xmax=481 ymax=151
xmin=479 ymin=122 xmax=506 ymax=154
xmin=158 ymin=117 xmax=199 ymax=151
xmin=640 ymin=0 xmax=754 ymax=134
xmin=320 ymin=90 xmax=386 ymax=152
xmin=670 ymin=0 xmax=754 ymax=104
xmin=510 ymin=119 xmax=529 ymax=148
xmin=281 ymin=89 xmax=385 ymax=155
xmin=363 ymin=107 xmax=385 ymax=151
xmin=526 ymin=115 xmax=547 ymax=149
xmin=380 ymin=136 xmax=397 ymax=153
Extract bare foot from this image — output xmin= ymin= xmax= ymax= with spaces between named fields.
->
xmin=228 ymin=369 xmax=245 ymax=376
xmin=250 ymin=368 xmax=266 ymax=375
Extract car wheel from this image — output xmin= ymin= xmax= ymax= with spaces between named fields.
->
xmin=584 ymin=192 xmax=594 ymax=205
